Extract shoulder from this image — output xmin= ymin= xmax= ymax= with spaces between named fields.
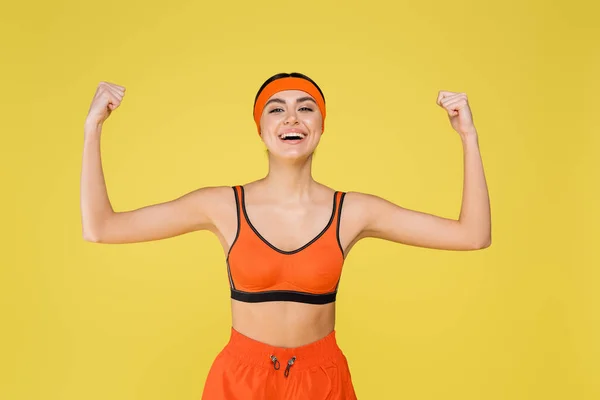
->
xmin=182 ymin=185 xmax=238 ymax=216
xmin=339 ymin=190 xmax=386 ymax=211
xmin=336 ymin=190 xmax=379 ymax=225
xmin=176 ymin=185 xmax=239 ymax=234
xmin=338 ymin=190 xmax=403 ymax=231
xmin=187 ymin=185 xmax=235 ymax=201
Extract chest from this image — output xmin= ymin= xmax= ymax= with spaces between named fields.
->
xmin=225 ymin=187 xmax=346 ymax=295
xmin=242 ymin=202 xmax=336 ymax=253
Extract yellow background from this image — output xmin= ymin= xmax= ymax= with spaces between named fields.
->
xmin=1 ymin=0 xmax=598 ymax=398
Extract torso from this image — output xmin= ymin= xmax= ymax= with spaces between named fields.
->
xmin=208 ymin=180 xmax=364 ymax=348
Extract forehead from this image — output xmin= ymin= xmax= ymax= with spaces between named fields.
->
xmin=266 ymin=89 xmax=315 ymax=102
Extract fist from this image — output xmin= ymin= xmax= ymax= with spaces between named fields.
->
xmin=436 ymin=91 xmax=476 ymax=138
xmin=85 ymin=81 xmax=126 ymax=127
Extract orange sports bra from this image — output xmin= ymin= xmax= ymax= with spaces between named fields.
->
xmin=226 ymin=185 xmax=347 ymax=305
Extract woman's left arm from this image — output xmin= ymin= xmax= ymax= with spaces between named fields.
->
xmin=351 ymin=91 xmax=491 ymax=251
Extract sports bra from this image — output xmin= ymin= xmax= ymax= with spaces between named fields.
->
xmin=226 ymin=185 xmax=347 ymax=305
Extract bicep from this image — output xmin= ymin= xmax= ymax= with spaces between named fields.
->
xmin=90 ymin=186 xmax=225 ymax=244
xmin=355 ymin=192 xmax=482 ymax=251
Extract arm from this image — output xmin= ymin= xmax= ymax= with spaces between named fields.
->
xmin=80 ymin=81 xmax=228 ymax=244
xmin=80 ymin=122 xmax=227 ymax=244
xmin=352 ymin=133 xmax=490 ymax=251
xmin=351 ymin=92 xmax=491 ymax=251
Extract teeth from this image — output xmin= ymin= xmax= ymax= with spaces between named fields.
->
xmin=279 ymin=132 xmax=306 ymax=139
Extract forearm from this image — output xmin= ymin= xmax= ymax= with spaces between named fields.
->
xmin=458 ymin=130 xmax=491 ymax=247
xmin=80 ymin=122 xmax=114 ymax=240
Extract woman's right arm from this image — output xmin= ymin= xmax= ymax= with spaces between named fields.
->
xmin=80 ymin=81 xmax=224 ymax=244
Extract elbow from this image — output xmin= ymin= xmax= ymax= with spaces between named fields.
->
xmin=472 ymin=235 xmax=491 ymax=250
xmin=82 ymin=215 xmax=111 ymax=243
xmin=82 ymin=226 xmax=103 ymax=243
xmin=83 ymin=232 xmax=101 ymax=243
xmin=478 ymin=239 xmax=492 ymax=249
xmin=463 ymin=230 xmax=491 ymax=250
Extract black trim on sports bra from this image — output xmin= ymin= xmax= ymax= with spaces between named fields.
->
xmin=239 ymin=185 xmax=338 ymax=255
xmin=226 ymin=186 xmax=346 ymax=304
xmin=231 ymin=288 xmax=337 ymax=304
xmin=226 ymin=186 xmax=241 ymax=290
xmin=336 ymin=192 xmax=347 ymax=258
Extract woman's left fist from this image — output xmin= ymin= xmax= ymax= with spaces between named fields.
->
xmin=436 ymin=91 xmax=476 ymax=138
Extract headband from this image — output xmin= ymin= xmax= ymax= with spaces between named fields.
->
xmin=253 ymin=77 xmax=326 ymax=135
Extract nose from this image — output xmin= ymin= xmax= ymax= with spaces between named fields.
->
xmin=284 ymin=110 xmax=299 ymax=125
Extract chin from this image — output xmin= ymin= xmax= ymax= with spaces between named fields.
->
xmin=272 ymin=148 xmax=314 ymax=161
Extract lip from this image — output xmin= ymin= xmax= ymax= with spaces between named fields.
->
xmin=279 ymin=128 xmax=307 ymax=135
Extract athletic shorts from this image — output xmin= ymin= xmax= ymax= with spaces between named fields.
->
xmin=201 ymin=327 xmax=357 ymax=399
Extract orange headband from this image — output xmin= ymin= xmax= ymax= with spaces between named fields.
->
xmin=253 ymin=77 xmax=326 ymax=135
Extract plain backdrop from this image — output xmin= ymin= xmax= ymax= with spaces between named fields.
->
xmin=1 ymin=0 xmax=598 ymax=399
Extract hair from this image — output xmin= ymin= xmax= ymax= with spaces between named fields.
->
xmin=253 ymin=72 xmax=326 ymax=112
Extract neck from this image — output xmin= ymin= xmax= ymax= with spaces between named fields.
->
xmin=262 ymin=152 xmax=316 ymax=201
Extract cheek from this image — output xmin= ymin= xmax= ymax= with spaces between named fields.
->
xmin=304 ymin=114 xmax=322 ymax=128
xmin=260 ymin=113 xmax=279 ymax=131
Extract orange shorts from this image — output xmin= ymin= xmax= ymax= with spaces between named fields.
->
xmin=201 ymin=328 xmax=357 ymax=399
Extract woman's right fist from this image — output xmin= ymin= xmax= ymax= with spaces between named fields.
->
xmin=85 ymin=81 xmax=126 ymax=127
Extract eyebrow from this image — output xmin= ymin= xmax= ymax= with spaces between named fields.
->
xmin=264 ymin=96 xmax=317 ymax=107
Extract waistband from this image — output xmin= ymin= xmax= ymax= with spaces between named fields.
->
xmin=222 ymin=327 xmax=344 ymax=371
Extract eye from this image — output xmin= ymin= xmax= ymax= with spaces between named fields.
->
xmin=268 ymin=106 xmax=313 ymax=113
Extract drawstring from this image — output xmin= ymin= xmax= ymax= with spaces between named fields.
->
xmin=284 ymin=356 xmax=296 ymax=377
xmin=270 ymin=355 xmax=296 ymax=377
xmin=270 ymin=355 xmax=280 ymax=370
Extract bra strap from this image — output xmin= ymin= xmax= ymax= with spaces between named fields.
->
xmin=335 ymin=191 xmax=347 ymax=259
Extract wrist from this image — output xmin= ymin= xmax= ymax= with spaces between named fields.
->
xmin=84 ymin=120 xmax=102 ymax=137
xmin=460 ymin=128 xmax=478 ymax=144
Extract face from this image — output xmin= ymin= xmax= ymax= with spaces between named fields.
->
xmin=259 ymin=89 xmax=323 ymax=160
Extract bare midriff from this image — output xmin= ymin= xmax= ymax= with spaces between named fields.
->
xmin=231 ymin=299 xmax=336 ymax=348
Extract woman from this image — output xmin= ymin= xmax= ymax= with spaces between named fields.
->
xmin=81 ymin=72 xmax=491 ymax=399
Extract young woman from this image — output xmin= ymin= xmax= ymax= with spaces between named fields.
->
xmin=80 ymin=72 xmax=491 ymax=399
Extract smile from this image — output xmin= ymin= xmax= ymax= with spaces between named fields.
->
xmin=278 ymin=132 xmax=307 ymax=143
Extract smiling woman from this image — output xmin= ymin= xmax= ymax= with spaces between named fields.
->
xmin=252 ymin=73 xmax=328 ymax=163
xmin=80 ymin=71 xmax=491 ymax=399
